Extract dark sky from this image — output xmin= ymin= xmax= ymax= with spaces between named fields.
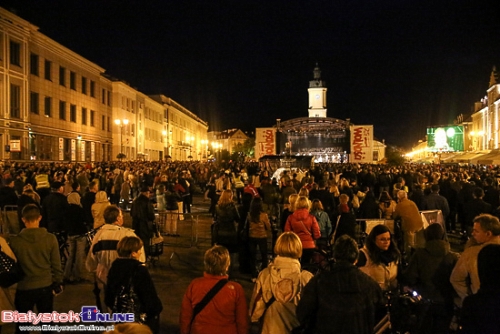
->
xmin=3 ymin=0 xmax=500 ymax=149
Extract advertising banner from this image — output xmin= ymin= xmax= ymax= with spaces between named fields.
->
xmin=255 ymin=128 xmax=276 ymax=159
xmin=350 ymin=125 xmax=373 ymax=163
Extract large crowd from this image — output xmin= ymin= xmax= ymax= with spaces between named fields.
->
xmin=1 ymin=160 xmax=500 ymax=333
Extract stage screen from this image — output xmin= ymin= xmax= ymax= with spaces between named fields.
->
xmin=427 ymin=126 xmax=464 ymax=152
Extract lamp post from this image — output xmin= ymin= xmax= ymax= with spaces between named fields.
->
xmin=201 ymin=139 xmax=208 ymax=161
xmin=114 ymin=118 xmax=129 ymax=158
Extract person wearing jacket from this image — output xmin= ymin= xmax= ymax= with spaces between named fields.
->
xmin=179 ymin=245 xmax=249 ymax=334
xmin=91 ymin=190 xmax=111 ymax=229
xmin=403 ymin=223 xmax=459 ymax=333
xmin=86 ymin=205 xmax=146 ymax=308
xmin=131 ymin=185 xmax=156 ymax=257
xmin=310 ymin=199 xmax=332 ymax=249
xmin=249 ymin=232 xmax=313 ymax=333
xmin=247 ymin=197 xmax=271 ymax=281
xmin=9 ymin=204 xmax=63 ymax=334
xmin=296 ymin=235 xmax=383 ymax=334
xmin=106 ymin=236 xmax=163 ymax=334
xmin=63 ymin=192 xmax=89 ymax=283
xmin=41 ymin=181 xmax=69 ymax=233
xmin=284 ymin=196 xmax=321 ymax=265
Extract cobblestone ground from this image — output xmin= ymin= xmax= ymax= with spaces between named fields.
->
xmin=2 ymin=195 xmax=260 ymax=334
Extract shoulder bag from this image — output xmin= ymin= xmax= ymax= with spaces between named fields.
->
xmin=0 ymin=245 xmax=24 ymax=288
xmin=191 ymin=279 xmax=228 ymax=324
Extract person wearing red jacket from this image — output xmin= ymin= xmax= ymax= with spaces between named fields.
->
xmin=179 ymin=245 xmax=249 ymax=334
xmin=284 ymin=196 xmax=321 ymax=265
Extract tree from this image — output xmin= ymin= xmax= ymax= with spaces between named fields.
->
xmin=116 ymin=153 xmax=126 ymax=161
xmin=232 ymin=138 xmax=255 ymax=159
xmin=385 ymin=145 xmax=405 ymax=165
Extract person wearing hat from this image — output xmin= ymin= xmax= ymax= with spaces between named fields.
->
xmin=41 ymin=181 xmax=69 ymax=233
xmin=131 ymin=185 xmax=155 ymax=258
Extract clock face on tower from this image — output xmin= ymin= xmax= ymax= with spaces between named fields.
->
xmin=315 ymin=94 xmax=320 ymax=100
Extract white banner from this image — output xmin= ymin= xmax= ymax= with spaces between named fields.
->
xmin=255 ymin=128 xmax=276 ymax=159
xmin=350 ymin=125 xmax=373 ymax=163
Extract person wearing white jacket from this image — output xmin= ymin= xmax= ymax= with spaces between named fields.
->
xmin=86 ymin=205 xmax=145 ymax=308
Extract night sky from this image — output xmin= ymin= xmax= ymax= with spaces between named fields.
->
xmin=3 ymin=0 xmax=500 ymax=149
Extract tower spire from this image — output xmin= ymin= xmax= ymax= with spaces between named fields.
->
xmin=489 ymin=66 xmax=498 ymax=87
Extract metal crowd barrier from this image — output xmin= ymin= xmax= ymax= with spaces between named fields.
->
xmin=155 ymin=211 xmax=197 ymax=248
xmin=1 ymin=205 xmax=19 ymax=235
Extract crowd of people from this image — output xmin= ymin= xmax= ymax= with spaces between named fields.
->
xmin=1 ymin=160 xmax=500 ymax=333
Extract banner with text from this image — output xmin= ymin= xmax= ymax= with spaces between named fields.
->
xmin=350 ymin=125 xmax=373 ymax=163
xmin=255 ymin=128 xmax=276 ymax=159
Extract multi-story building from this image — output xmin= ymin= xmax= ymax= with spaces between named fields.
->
xmin=150 ymin=94 xmax=209 ymax=161
xmin=208 ymin=129 xmax=249 ymax=156
xmin=0 ymin=7 xmax=207 ymax=162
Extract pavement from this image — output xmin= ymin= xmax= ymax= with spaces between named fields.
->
xmin=1 ymin=195 xmax=467 ymax=334
xmin=2 ymin=195 xmax=259 ymax=334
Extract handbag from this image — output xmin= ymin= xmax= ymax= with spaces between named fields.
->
xmin=0 ymin=246 xmax=24 ymax=288
xmin=112 ymin=269 xmax=145 ymax=323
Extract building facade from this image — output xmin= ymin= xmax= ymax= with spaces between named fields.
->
xmin=0 ymin=7 xmax=207 ymax=162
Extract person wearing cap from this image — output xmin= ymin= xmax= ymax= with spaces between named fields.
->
xmin=131 ymin=185 xmax=155 ymax=258
xmin=41 ymin=181 xmax=69 ymax=233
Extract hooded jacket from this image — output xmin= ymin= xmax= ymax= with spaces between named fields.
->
xmin=91 ymin=191 xmax=110 ymax=229
xmin=9 ymin=228 xmax=63 ymax=290
xmin=284 ymin=208 xmax=321 ymax=249
xmin=249 ymin=256 xmax=313 ymax=333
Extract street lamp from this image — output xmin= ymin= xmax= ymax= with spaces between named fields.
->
xmin=201 ymin=139 xmax=208 ymax=161
xmin=114 ymin=118 xmax=129 ymax=157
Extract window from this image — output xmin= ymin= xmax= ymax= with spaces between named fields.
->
xmin=90 ymin=110 xmax=95 ymax=127
xmin=70 ymin=104 xmax=76 ymax=122
xmin=102 ymin=89 xmax=106 ymax=104
xmin=10 ymin=84 xmax=21 ymax=119
xmin=82 ymin=77 xmax=87 ymax=94
xmin=30 ymin=92 xmax=39 ymax=114
xmin=90 ymin=80 xmax=95 ymax=97
xmin=102 ymin=115 xmax=105 ymax=130
xmin=82 ymin=108 xmax=87 ymax=125
xmin=9 ymin=40 xmax=20 ymax=66
xmin=59 ymin=101 xmax=66 ymax=120
xmin=44 ymin=60 xmax=52 ymax=80
xmin=44 ymin=97 xmax=52 ymax=117
xmin=30 ymin=53 xmax=39 ymax=76
xmin=107 ymin=91 xmax=111 ymax=106
xmin=70 ymin=71 xmax=76 ymax=90
xmin=59 ymin=66 xmax=66 ymax=86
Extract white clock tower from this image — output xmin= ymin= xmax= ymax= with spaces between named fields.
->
xmin=308 ymin=63 xmax=327 ymax=118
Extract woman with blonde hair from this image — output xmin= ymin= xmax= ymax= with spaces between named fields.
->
xmin=281 ymin=193 xmax=299 ymax=231
xmin=180 ymin=245 xmax=249 ymax=334
xmin=298 ymin=187 xmax=309 ymax=198
xmin=284 ymin=196 xmax=320 ymax=265
xmin=249 ymin=232 xmax=313 ymax=333
xmin=213 ymin=190 xmax=240 ymax=272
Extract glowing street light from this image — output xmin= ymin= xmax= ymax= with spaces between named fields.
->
xmin=114 ymin=118 xmax=129 ymax=157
